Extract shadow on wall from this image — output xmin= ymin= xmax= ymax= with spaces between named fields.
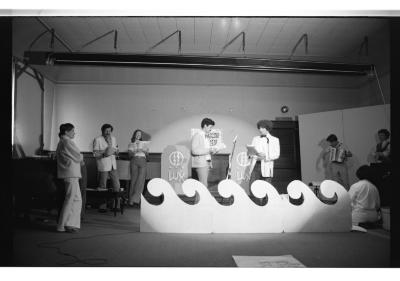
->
xmin=142 ymin=131 xmax=152 ymax=141
xmin=12 ymin=135 xmax=26 ymax=158
xmin=126 ymin=129 xmax=152 ymax=142
xmin=149 ymin=114 xmax=257 ymax=153
xmin=176 ymin=139 xmax=191 ymax=152
xmin=34 ymin=134 xmax=44 ymax=155
xmin=316 ymin=138 xmax=331 ymax=179
xmin=366 ymin=132 xmax=381 ymax=163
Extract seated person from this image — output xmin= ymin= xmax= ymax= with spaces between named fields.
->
xmin=348 ymin=165 xmax=381 ymax=226
xmin=374 ymin=129 xmax=391 ymax=165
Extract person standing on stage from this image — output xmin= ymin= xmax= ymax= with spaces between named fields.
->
xmin=325 ymin=134 xmax=352 ymax=190
xmin=191 ymin=118 xmax=218 ymax=187
xmin=374 ymin=129 xmax=391 ymax=165
xmin=370 ymin=129 xmax=391 ymax=206
xmin=249 ymin=120 xmax=280 ymax=190
xmin=56 ymin=123 xmax=83 ymax=233
xmin=93 ymin=123 xmax=120 ymax=211
xmin=127 ymin=129 xmax=148 ymax=208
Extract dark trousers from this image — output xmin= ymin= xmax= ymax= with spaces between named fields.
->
xmin=98 ymin=169 xmax=121 ymax=209
xmin=249 ymin=162 xmax=272 ymax=187
xmin=370 ymin=163 xmax=391 ymax=207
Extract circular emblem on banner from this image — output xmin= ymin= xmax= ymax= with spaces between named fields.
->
xmin=236 ymin=152 xmax=250 ymax=167
xmin=169 ymin=151 xmax=185 ymax=167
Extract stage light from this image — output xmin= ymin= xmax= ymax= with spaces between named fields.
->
xmin=281 ymin=106 xmax=289 ymax=113
xmin=23 ymin=51 xmax=374 ymax=75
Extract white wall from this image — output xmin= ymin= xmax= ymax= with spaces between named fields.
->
xmin=298 ymin=104 xmax=390 ymax=186
xmin=15 ymin=72 xmax=42 ymax=156
xmin=13 ymin=18 xmax=391 ymax=158
xmin=14 ymin=68 xmax=56 ymax=156
xmin=51 ymin=83 xmax=366 ymax=153
xmin=44 ymin=79 xmax=56 ymax=150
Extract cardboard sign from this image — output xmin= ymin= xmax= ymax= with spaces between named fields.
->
xmin=229 ymin=145 xmax=252 ymax=194
xmin=161 ymin=145 xmax=191 ymax=194
xmin=191 ymin=128 xmax=225 ymax=150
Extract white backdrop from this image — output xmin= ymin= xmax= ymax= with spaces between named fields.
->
xmin=49 ymin=83 xmax=366 ymax=153
xmin=299 ymin=104 xmax=390 ymax=186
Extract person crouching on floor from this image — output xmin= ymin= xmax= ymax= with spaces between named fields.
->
xmin=348 ymin=165 xmax=381 ymax=226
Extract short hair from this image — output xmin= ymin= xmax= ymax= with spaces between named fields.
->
xmin=131 ymin=129 xmax=143 ymax=142
xmin=101 ymin=123 xmax=113 ymax=133
xmin=201 ymin=118 xmax=215 ymax=128
xmin=378 ymin=129 xmax=390 ymax=138
xmin=256 ymin=120 xmax=273 ymax=131
xmin=356 ymin=165 xmax=371 ymax=181
xmin=326 ymin=134 xmax=338 ymax=143
xmin=58 ymin=123 xmax=74 ymax=138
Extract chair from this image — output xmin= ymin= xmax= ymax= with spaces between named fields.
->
xmin=86 ymin=187 xmax=126 ymax=217
xmin=117 ymin=159 xmax=131 ymax=189
xmin=86 ymin=160 xmax=131 ymax=217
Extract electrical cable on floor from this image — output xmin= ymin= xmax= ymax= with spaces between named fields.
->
xmin=37 ymin=230 xmax=138 ymax=266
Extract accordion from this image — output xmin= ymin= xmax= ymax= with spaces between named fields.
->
xmin=104 ymin=146 xmax=116 ymax=157
xmin=329 ymin=147 xmax=347 ymax=163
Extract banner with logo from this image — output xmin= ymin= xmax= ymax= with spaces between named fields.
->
xmin=191 ymin=128 xmax=225 ymax=151
xmin=161 ymin=145 xmax=191 ymax=195
xmin=230 ymin=145 xmax=252 ymax=194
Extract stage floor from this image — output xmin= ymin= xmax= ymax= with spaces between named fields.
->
xmin=12 ymin=207 xmax=390 ymax=267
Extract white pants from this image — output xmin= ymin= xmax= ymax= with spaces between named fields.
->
xmin=57 ymin=178 xmax=82 ymax=231
xmin=195 ymin=166 xmax=209 ymax=187
xmin=352 ymin=209 xmax=380 ymax=225
xmin=328 ymin=162 xmax=349 ymax=190
xmin=194 ymin=165 xmax=210 ymax=203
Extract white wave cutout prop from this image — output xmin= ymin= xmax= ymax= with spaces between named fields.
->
xmin=140 ymin=179 xmax=351 ymax=233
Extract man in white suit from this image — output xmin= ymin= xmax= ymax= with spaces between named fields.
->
xmin=249 ymin=120 xmax=280 ymax=192
xmin=93 ymin=123 xmax=120 ymax=211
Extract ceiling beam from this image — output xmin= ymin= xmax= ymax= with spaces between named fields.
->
xmin=23 ymin=51 xmax=373 ymax=75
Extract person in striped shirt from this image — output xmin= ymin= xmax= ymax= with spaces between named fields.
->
xmin=325 ymin=134 xmax=352 ymax=190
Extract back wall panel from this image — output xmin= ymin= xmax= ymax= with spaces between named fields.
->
xmin=299 ymin=104 xmax=390 ymax=186
xmin=52 ymin=83 xmax=365 ymax=153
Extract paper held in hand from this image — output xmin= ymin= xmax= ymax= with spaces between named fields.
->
xmin=138 ymin=141 xmax=150 ymax=150
xmin=213 ymin=142 xmax=226 ymax=152
xmin=104 ymin=146 xmax=116 ymax=156
xmin=246 ymin=145 xmax=259 ymax=156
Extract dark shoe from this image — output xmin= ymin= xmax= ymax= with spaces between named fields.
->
xmin=65 ymin=227 xmax=79 ymax=233
xmin=98 ymin=208 xmax=108 ymax=213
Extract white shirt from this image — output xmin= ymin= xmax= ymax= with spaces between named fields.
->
xmin=249 ymin=132 xmax=280 ymax=177
xmin=93 ymin=135 xmax=118 ymax=172
xmin=191 ymin=130 xmax=211 ymax=168
xmin=348 ymin=179 xmax=381 ymax=224
xmin=56 ymin=136 xmax=83 ymax=179
xmin=128 ymin=141 xmax=147 ymax=158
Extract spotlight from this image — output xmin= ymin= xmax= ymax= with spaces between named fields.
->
xmin=367 ymin=69 xmax=375 ymax=80
xmin=281 ymin=106 xmax=289 ymax=113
